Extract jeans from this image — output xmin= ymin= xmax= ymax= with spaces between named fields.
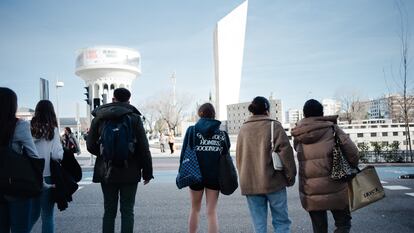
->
xmin=309 ymin=209 xmax=351 ymax=233
xmin=246 ymin=188 xmax=291 ymax=233
xmin=101 ymin=182 xmax=138 ymax=233
xmin=31 ymin=176 xmax=55 ymax=233
xmin=0 ymin=195 xmax=32 ymax=233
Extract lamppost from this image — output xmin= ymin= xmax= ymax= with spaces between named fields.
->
xmin=56 ymin=80 xmax=64 ymax=133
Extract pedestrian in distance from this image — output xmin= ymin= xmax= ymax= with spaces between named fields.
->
xmin=236 ymin=96 xmax=297 ymax=233
xmin=180 ymin=103 xmax=231 ymax=233
xmin=159 ymin=132 xmax=166 ymax=153
xmin=291 ymin=99 xmax=359 ymax=233
xmin=86 ymin=88 xmax=153 ymax=233
xmin=168 ymin=131 xmax=175 ymax=154
xmin=30 ymin=100 xmax=64 ymax=233
xmin=0 ymin=87 xmax=40 ymax=233
xmin=61 ymin=127 xmax=80 ymax=155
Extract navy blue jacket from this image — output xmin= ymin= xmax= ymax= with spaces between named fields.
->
xmin=180 ymin=118 xmax=230 ymax=187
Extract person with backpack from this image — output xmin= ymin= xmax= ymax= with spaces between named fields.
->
xmin=0 ymin=87 xmax=40 ymax=233
xmin=86 ymin=88 xmax=153 ymax=233
xmin=30 ymin=100 xmax=64 ymax=233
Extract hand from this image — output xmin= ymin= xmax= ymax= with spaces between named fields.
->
xmin=143 ymin=180 xmax=150 ymax=185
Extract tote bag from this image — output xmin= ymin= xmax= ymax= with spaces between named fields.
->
xmin=218 ymin=132 xmax=238 ymax=195
xmin=176 ymin=127 xmax=202 ymax=189
xmin=0 ymin=146 xmax=45 ymax=197
xmin=348 ymin=166 xmax=385 ymax=212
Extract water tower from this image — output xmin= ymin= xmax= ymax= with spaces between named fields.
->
xmin=75 ymin=45 xmax=141 ymax=116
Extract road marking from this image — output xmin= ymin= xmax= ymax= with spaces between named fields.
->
xmin=77 ymin=186 xmax=84 ymax=190
xmin=383 ymin=185 xmax=411 ymax=190
xmin=406 ymin=193 xmax=414 ymax=197
xmin=381 ymin=181 xmax=388 ymax=184
xmin=78 ymin=181 xmax=92 ymax=185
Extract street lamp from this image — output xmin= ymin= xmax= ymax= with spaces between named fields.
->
xmin=56 ymin=80 xmax=64 ymax=133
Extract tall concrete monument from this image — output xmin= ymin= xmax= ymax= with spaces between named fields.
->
xmin=214 ymin=1 xmax=248 ymax=120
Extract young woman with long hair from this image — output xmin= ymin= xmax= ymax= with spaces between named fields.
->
xmin=0 ymin=87 xmax=39 ymax=233
xmin=30 ymin=100 xmax=64 ymax=233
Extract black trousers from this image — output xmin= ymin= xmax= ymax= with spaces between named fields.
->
xmin=168 ymin=142 xmax=174 ymax=154
xmin=309 ymin=208 xmax=351 ymax=233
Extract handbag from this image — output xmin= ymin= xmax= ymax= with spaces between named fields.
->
xmin=271 ymin=121 xmax=283 ymax=171
xmin=218 ymin=132 xmax=238 ymax=195
xmin=176 ymin=127 xmax=202 ymax=189
xmin=348 ymin=166 xmax=385 ymax=212
xmin=330 ymin=126 xmax=357 ymax=181
xmin=0 ymin=145 xmax=45 ymax=197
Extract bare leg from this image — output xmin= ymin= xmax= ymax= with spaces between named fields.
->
xmin=205 ymin=188 xmax=219 ymax=233
xmin=188 ymin=189 xmax=203 ymax=233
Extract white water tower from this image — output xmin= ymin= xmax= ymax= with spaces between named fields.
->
xmin=75 ymin=46 xmax=141 ymax=116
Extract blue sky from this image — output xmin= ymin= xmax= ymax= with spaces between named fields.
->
xmin=0 ymin=0 xmax=413 ymax=117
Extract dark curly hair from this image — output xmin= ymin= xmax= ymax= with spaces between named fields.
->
xmin=31 ymin=100 xmax=58 ymax=140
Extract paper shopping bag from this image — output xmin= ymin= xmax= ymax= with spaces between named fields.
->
xmin=348 ymin=166 xmax=385 ymax=212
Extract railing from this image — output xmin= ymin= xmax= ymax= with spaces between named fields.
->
xmin=359 ymin=151 xmax=413 ymax=163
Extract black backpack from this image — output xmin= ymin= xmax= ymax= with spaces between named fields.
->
xmin=98 ymin=114 xmax=136 ymax=167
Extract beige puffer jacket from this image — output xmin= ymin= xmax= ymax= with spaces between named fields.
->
xmin=291 ymin=116 xmax=359 ymax=211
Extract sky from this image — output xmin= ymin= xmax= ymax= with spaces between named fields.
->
xmin=1 ymin=0 xmax=413 ymax=118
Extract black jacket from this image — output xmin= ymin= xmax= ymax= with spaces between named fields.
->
xmin=87 ymin=102 xmax=153 ymax=183
xmin=180 ymin=118 xmax=230 ymax=187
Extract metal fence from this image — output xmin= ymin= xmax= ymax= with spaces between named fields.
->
xmin=359 ymin=151 xmax=413 ymax=163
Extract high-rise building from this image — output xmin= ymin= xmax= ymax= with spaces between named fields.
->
xmin=214 ymin=1 xmax=248 ymax=120
xmin=322 ymin=99 xmax=342 ymax=116
xmin=286 ymin=108 xmax=303 ymax=124
xmin=367 ymin=94 xmax=414 ymax=122
xmin=226 ymin=98 xmax=282 ymax=135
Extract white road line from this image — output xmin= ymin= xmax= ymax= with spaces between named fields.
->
xmin=383 ymin=185 xmax=411 ymax=190
xmin=78 ymin=181 xmax=92 ymax=185
xmin=77 ymin=186 xmax=84 ymax=190
xmin=406 ymin=193 xmax=414 ymax=197
xmin=381 ymin=181 xmax=388 ymax=184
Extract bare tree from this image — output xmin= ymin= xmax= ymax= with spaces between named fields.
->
xmin=154 ymin=91 xmax=192 ymax=136
xmin=335 ymin=89 xmax=368 ymax=123
xmin=137 ymin=99 xmax=160 ymax=138
xmin=385 ymin=0 xmax=413 ymax=161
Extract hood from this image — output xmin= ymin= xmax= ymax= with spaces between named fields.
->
xmin=194 ymin=118 xmax=221 ymax=137
xmin=291 ymin=115 xmax=337 ymax=144
xmin=91 ymin=102 xmax=141 ymax=120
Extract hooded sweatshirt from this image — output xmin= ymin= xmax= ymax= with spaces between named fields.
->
xmin=180 ymin=118 xmax=230 ymax=187
xmin=291 ymin=116 xmax=359 ymax=211
xmin=86 ymin=102 xmax=153 ymax=183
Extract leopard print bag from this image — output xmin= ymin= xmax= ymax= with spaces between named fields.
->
xmin=330 ymin=126 xmax=357 ymax=181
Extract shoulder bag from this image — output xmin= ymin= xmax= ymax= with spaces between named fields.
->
xmin=330 ymin=126 xmax=357 ymax=181
xmin=176 ymin=127 xmax=202 ymax=189
xmin=271 ymin=121 xmax=283 ymax=171
xmin=218 ymin=132 xmax=238 ymax=195
xmin=0 ymin=144 xmax=45 ymax=197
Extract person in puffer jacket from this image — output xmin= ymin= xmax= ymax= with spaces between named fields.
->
xmin=291 ymin=99 xmax=359 ymax=233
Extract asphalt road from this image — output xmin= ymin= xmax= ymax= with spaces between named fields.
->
xmin=32 ymin=158 xmax=414 ymax=233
